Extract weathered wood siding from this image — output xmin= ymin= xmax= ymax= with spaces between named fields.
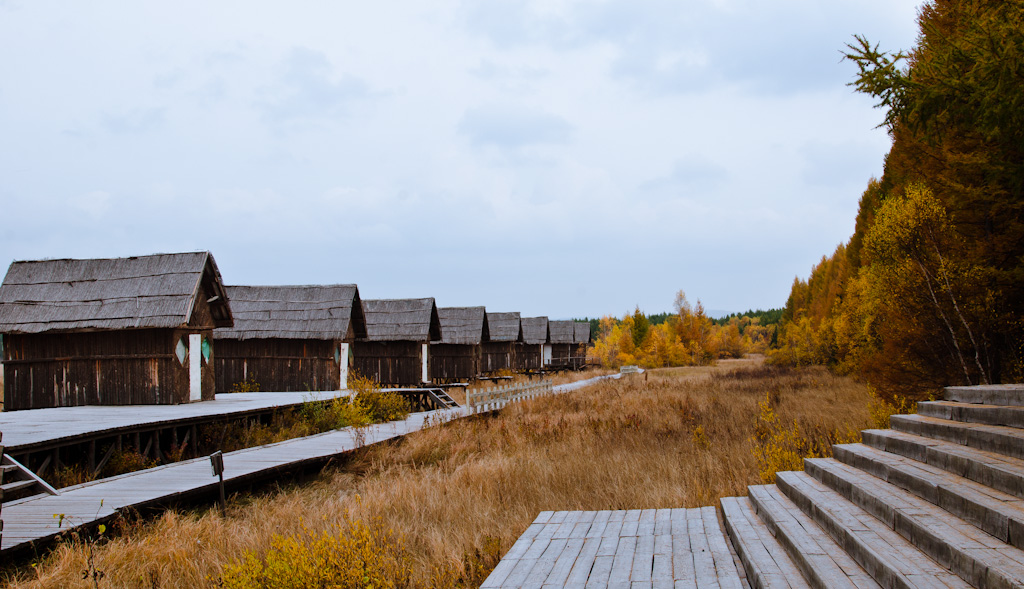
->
xmin=214 ymin=338 xmax=340 ymax=392
xmin=2 ymin=277 xmax=222 ymax=410
xmin=550 ymin=343 xmax=574 ymax=365
xmin=516 ymin=343 xmax=543 ymax=371
xmin=352 ymin=341 xmax=423 ymax=386
xmin=481 ymin=341 xmax=515 ymax=373
xmin=1 ymin=328 xmax=216 ymax=409
xmin=429 ymin=343 xmax=479 ymax=382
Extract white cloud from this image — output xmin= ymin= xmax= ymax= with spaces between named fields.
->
xmin=0 ymin=0 xmax=923 ymax=317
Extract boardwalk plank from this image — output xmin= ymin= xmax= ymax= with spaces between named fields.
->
xmin=565 ymin=537 xmax=602 ymax=587
xmin=543 ymin=537 xmax=585 ymax=587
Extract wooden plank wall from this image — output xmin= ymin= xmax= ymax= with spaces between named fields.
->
xmin=481 ymin=342 xmax=515 ymax=374
xmin=550 ymin=343 xmax=574 ymax=364
xmin=1 ymin=329 xmax=202 ymax=409
xmin=215 ymin=338 xmax=340 ymax=392
xmin=516 ymin=344 xmax=543 ymax=371
xmin=352 ymin=341 xmax=423 ymax=386
xmin=429 ymin=343 xmax=479 ymax=382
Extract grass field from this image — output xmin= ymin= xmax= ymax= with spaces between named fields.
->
xmin=7 ymin=360 xmax=877 ymax=588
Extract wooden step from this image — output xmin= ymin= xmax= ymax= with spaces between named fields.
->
xmin=890 ymin=413 xmax=1024 ymax=460
xmin=944 ymin=384 xmax=1024 ymax=406
xmin=803 ymin=458 xmax=1024 ymax=588
xmin=862 ymin=428 xmax=1024 ymax=500
xmin=918 ymin=400 xmax=1024 ymax=429
xmin=834 ymin=443 xmax=1024 ymax=549
xmin=746 ymin=485 xmax=880 ymax=589
xmin=721 ymin=496 xmax=811 ymax=588
xmin=774 ymin=471 xmax=970 ymax=589
xmin=0 ymin=480 xmax=36 ymax=496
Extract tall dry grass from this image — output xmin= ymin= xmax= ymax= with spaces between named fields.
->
xmin=6 ymin=361 xmax=873 ymax=588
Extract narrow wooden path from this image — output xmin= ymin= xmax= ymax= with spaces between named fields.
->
xmin=0 ymin=371 xmax=627 ymax=555
xmin=482 ymin=507 xmax=745 ymax=588
xmin=0 ymin=408 xmax=461 ymax=553
xmin=0 ymin=390 xmax=350 ymax=452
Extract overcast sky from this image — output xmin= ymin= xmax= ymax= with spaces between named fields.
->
xmin=0 ymin=1 xmax=922 ymax=318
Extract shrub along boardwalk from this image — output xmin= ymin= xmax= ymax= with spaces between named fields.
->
xmin=487 ymin=383 xmax=1024 ymax=589
xmin=0 ymin=372 xmax=624 ymax=556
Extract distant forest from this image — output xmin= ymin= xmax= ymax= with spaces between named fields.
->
xmin=589 ymin=0 xmax=1023 ymax=402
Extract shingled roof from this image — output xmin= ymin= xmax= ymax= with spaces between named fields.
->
xmin=549 ymin=320 xmax=576 ymax=344
xmin=574 ymin=321 xmax=592 ymax=344
xmin=521 ymin=316 xmax=549 ymax=345
xmin=486 ymin=312 xmax=522 ymax=343
xmin=436 ymin=306 xmax=489 ymax=345
xmin=0 ymin=252 xmax=232 ymax=334
xmin=362 ymin=298 xmax=441 ymax=342
xmin=215 ymin=285 xmax=366 ymax=341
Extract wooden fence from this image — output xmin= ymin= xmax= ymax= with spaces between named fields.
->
xmin=466 ymin=380 xmax=553 ymax=415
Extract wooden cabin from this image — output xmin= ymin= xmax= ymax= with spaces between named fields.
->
xmin=574 ymin=321 xmax=592 ymax=368
xmin=481 ymin=312 xmax=522 ymax=374
xmin=548 ymin=320 xmax=576 ymax=369
xmin=517 ymin=316 xmax=548 ymax=371
xmin=353 ymin=298 xmax=441 ymax=386
xmin=429 ymin=306 xmax=488 ymax=383
xmin=213 ymin=285 xmax=367 ymax=393
xmin=0 ymin=252 xmax=233 ymax=410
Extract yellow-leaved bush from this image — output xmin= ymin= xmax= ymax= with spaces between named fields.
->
xmin=220 ymin=512 xmax=455 ymax=589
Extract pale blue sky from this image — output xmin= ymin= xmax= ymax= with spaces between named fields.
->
xmin=0 ymin=1 xmax=922 ymax=318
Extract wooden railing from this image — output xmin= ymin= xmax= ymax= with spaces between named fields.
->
xmin=1 ymin=431 xmax=4 ymax=546
xmin=466 ymin=380 xmax=553 ymax=415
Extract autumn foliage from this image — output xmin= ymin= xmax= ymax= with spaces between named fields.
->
xmin=591 ymin=292 xmax=776 ymax=368
xmin=771 ymin=0 xmax=1024 ymax=401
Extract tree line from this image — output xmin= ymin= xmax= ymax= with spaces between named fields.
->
xmin=769 ymin=0 xmax=1024 ymax=401
xmin=584 ymin=293 xmax=781 ymax=368
xmin=590 ymin=1 xmax=1023 ymax=401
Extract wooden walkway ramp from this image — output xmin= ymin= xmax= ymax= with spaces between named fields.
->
xmin=0 ymin=372 xmax=627 ymax=555
xmin=0 ymin=408 xmax=461 ymax=553
xmin=487 ymin=383 xmax=1024 ymax=588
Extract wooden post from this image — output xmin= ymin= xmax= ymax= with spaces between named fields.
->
xmin=209 ymin=451 xmax=226 ymax=515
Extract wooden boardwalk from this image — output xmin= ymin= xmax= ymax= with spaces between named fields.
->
xmin=0 ymin=372 xmax=627 ymax=555
xmin=0 ymin=390 xmax=351 ymax=452
xmin=0 ymin=407 xmax=462 ymax=553
xmin=482 ymin=507 xmax=746 ymax=589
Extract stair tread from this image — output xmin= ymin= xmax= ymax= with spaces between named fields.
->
xmin=835 ymin=443 xmax=1024 ymax=547
xmin=944 ymin=384 xmax=1024 ymax=406
xmin=805 ymin=458 xmax=1024 ymax=587
xmin=747 ymin=485 xmax=880 ymax=589
xmin=863 ymin=429 xmax=1024 ymax=500
xmin=918 ymin=400 xmax=1024 ymax=428
xmin=775 ymin=471 xmax=970 ymax=588
xmin=0 ymin=479 xmax=36 ymax=493
xmin=890 ymin=413 xmax=1024 ymax=460
xmin=721 ymin=496 xmax=811 ymax=588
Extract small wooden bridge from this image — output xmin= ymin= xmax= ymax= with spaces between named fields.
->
xmin=486 ymin=383 xmax=1024 ymax=588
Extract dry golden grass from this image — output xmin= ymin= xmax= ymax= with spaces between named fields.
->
xmin=6 ymin=360 xmax=873 ymax=588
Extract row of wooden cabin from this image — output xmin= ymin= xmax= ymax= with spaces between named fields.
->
xmin=0 ymin=252 xmax=591 ymax=410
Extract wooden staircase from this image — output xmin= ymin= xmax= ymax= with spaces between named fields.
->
xmin=1 ymin=454 xmax=59 ymax=504
xmin=424 ymin=388 xmax=459 ymax=410
xmin=722 ymin=383 xmax=1024 ymax=589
